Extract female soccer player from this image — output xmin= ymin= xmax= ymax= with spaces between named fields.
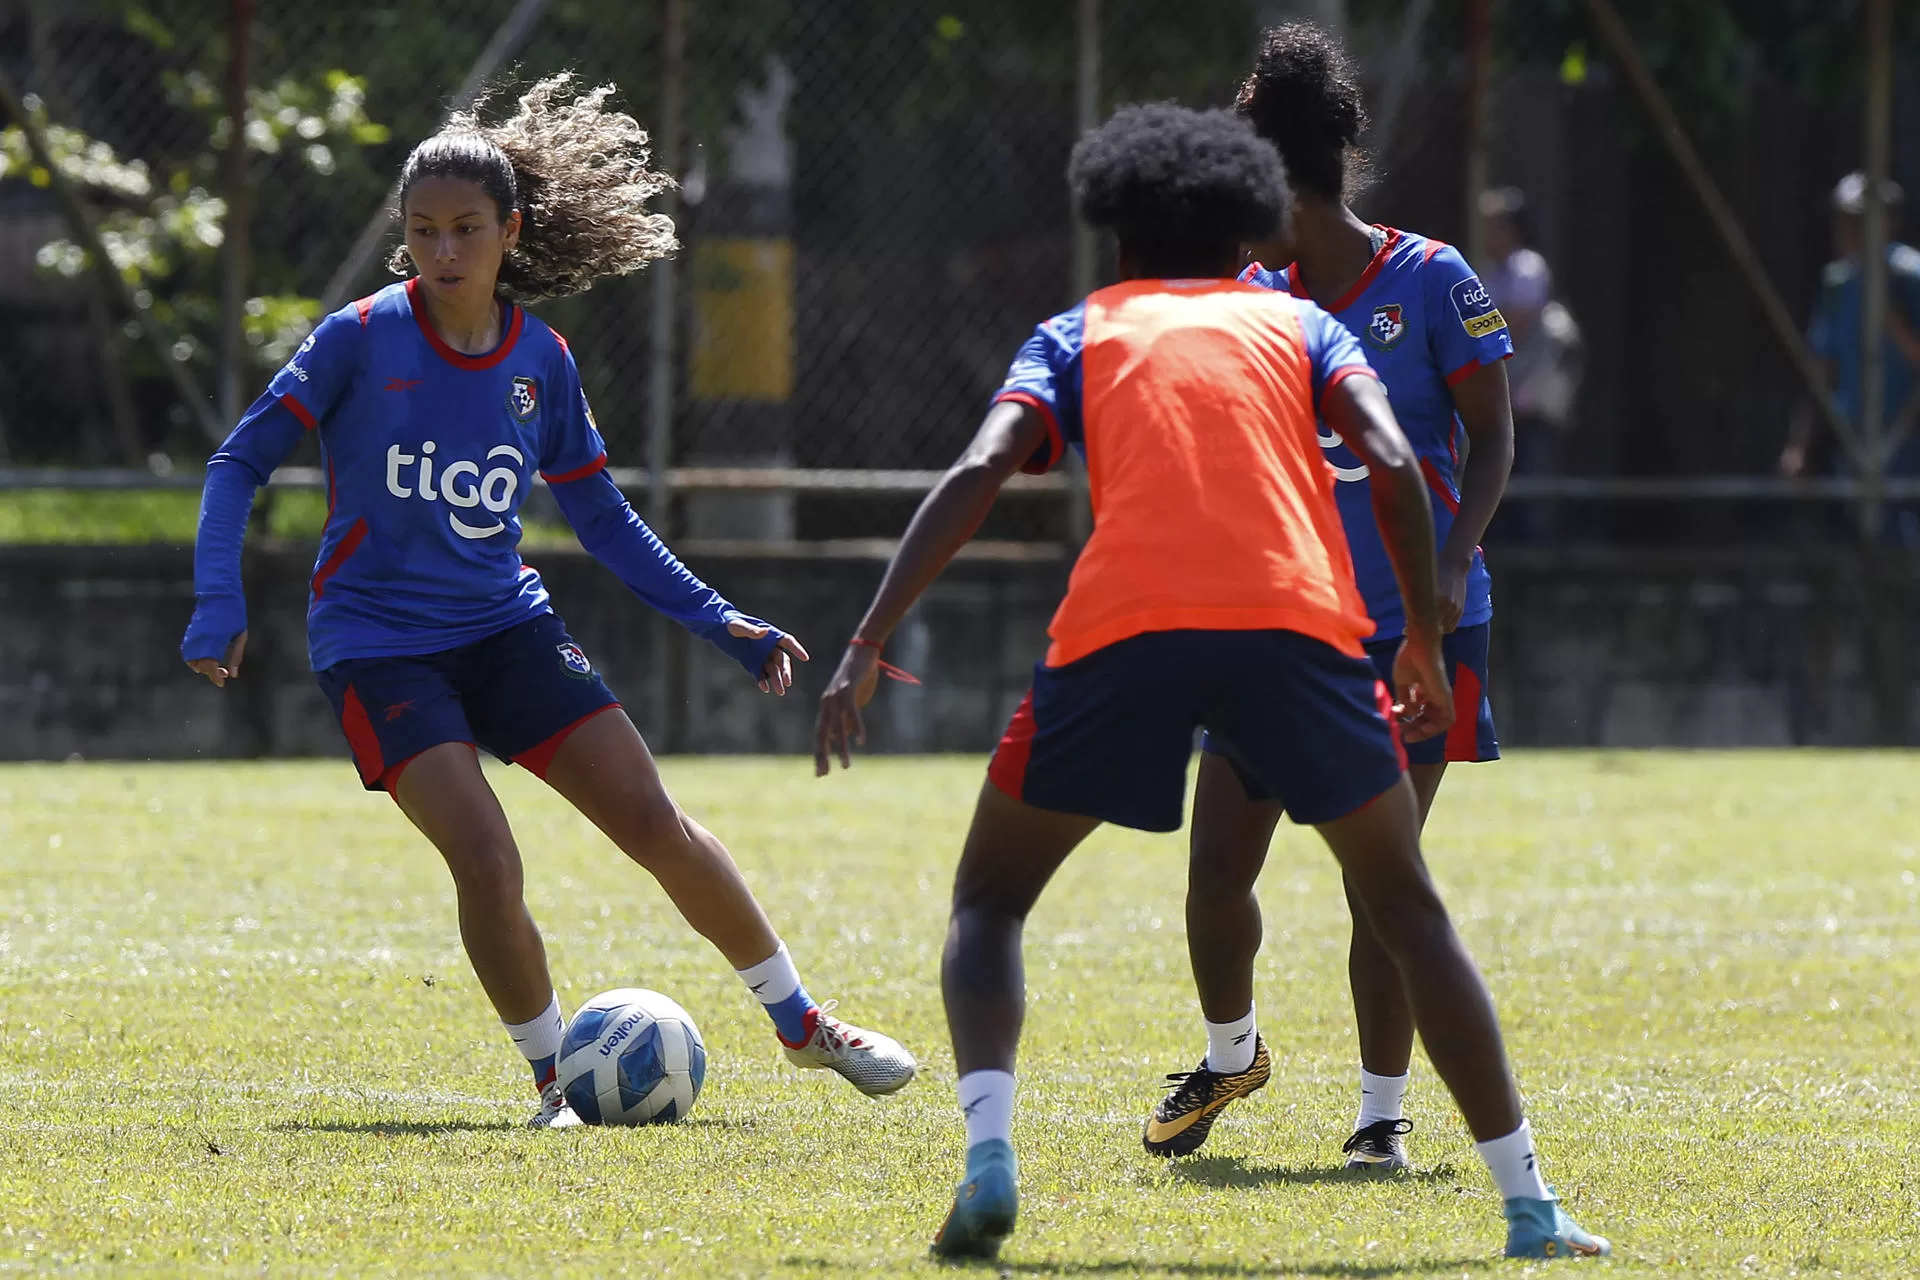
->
xmin=182 ymin=76 xmax=915 ymax=1127
xmin=1150 ymin=22 xmax=1519 ymax=1177
xmin=813 ymin=103 xmax=1604 ymax=1261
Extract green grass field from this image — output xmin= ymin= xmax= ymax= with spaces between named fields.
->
xmin=2 ymin=753 xmax=1917 ymax=1277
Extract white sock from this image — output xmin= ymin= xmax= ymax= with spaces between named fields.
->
xmin=1476 ymin=1118 xmax=1551 ymax=1202
xmin=957 ymin=1069 xmax=1016 ymax=1149
xmin=503 ymin=993 xmax=564 ymax=1068
xmin=1356 ymin=1067 xmax=1409 ymax=1129
xmin=734 ymin=941 xmax=801 ymax=1004
xmin=1203 ymin=1005 xmax=1257 ymax=1074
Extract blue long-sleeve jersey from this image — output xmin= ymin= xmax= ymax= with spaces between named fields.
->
xmin=1244 ymin=228 xmax=1513 ymax=641
xmin=182 ymin=280 xmax=779 ymax=676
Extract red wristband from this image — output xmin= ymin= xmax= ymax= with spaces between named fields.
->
xmin=849 ymin=636 xmax=921 ymax=685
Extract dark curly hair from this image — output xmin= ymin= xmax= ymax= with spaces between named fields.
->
xmin=1235 ymin=23 xmax=1367 ymax=202
xmin=1069 ymin=103 xmax=1289 ymax=278
xmin=388 ymin=74 xmax=676 ymax=302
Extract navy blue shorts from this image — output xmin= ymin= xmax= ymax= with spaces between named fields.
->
xmin=1363 ymin=622 xmax=1499 ymax=766
xmin=315 ymin=612 xmax=621 ymax=792
xmin=987 ymin=629 xmax=1407 ymax=833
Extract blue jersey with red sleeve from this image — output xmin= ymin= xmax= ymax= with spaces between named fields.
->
xmin=992 ymin=282 xmax=1376 ymax=473
xmin=184 ymin=279 xmax=779 ymax=675
xmin=1244 ymin=228 xmax=1513 ymax=639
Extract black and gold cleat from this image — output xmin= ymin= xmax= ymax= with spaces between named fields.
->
xmin=1142 ymin=1036 xmax=1272 ymax=1157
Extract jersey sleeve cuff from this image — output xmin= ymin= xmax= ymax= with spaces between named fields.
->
xmin=541 ymin=452 xmax=609 ymax=484
xmin=1316 ymin=363 xmax=1380 ymax=410
xmin=1444 ymin=353 xmax=1510 ymax=388
xmin=995 ymin=390 xmax=1064 ymax=474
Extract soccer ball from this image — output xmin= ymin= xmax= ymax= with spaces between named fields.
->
xmin=556 ymin=988 xmax=706 ymax=1125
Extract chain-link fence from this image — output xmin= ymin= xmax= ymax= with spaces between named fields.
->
xmin=0 ymin=0 xmax=1279 ymax=543
xmin=4 ymin=1 xmax=1919 ymax=547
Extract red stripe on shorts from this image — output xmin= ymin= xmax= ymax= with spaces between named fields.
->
xmin=1374 ymin=679 xmax=1409 ymax=772
xmin=1445 ymin=663 xmax=1484 ymax=763
xmin=514 ymin=704 xmax=623 ymax=780
xmin=339 ymin=685 xmax=385 ymax=787
xmin=986 ymin=691 xmax=1039 ymax=801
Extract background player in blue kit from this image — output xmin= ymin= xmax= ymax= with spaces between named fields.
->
xmin=181 ymin=76 xmax=915 ymax=1126
xmin=1156 ymin=24 xmax=1522 ymax=1176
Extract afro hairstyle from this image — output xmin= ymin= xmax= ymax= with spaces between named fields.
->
xmin=1235 ymin=22 xmax=1367 ymax=202
xmin=1069 ymin=103 xmax=1289 ymax=277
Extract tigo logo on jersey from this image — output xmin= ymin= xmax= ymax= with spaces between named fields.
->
xmin=1367 ymin=303 xmax=1406 ymax=349
xmin=509 ymin=376 xmax=539 ymax=423
xmin=386 ymin=442 xmax=523 ymax=539
xmin=1449 ymin=276 xmax=1508 ymax=340
xmin=556 ymin=643 xmax=593 ymax=678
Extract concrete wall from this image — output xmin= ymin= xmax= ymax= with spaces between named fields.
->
xmin=1 ymin=544 xmax=1915 ymax=763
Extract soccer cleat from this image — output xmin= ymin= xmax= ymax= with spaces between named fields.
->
xmin=1341 ymin=1117 xmax=1414 ymax=1171
xmin=1142 ymin=1036 xmax=1272 ymax=1157
xmin=931 ymin=1139 xmax=1018 ymax=1260
xmin=1503 ymin=1195 xmax=1612 ymax=1259
xmin=528 ymin=1078 xmax=583 ymax=1129
xmin=780 ymin=1000 xmax=917 ymax=1096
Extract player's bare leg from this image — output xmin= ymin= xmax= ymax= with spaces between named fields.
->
xmin=1340 ymin=759 xmax=1446 ymax=1167
xmin=539 ymin=709 xmax=779 ymax=968
xmin=1316 ymin=776 xmax=1519 ymax=1138
xmin=1319 ymin=777 xmax=1608 ymax=1256
xmin=392 ymin=743 xmax=577 ymax=1126
xmin=935 ymin=782 xmax=1099 ymax=1259
xmin=1186 ymin=755 xmax=1282 ymax=1023
xmin=541 ymin=709 xmax=915 ymax=1095
xmin=395 ymin=743 xmax=554 ymax=1021
xmin=1144 ymin=754 xmax=1279 ymax=1157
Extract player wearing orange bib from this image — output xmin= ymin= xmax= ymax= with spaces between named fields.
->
xmin=812 ymin=104 xmax=1606 ymax=1262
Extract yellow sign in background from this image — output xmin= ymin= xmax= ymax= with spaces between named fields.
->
xmin=691 ymin=238 xmax=794 ymax=403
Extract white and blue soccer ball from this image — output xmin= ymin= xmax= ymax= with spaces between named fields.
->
xmin=556 ymin=988 xmax=706 ymax=1125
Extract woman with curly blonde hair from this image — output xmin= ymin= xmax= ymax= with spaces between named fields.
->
xmin=182 ymin=75 xmax=916 ymax=1126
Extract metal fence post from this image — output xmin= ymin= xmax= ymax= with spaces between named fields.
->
xmin=1068 ymin=0 xmax=1099 ymax=547
xmin=219 ymin=0 xmax=253 ymax=428
xmin=1858 ymin=0 xmax=1892 ymax=543
xmin=1463 ymin=0 xmax=1491 ymax=267
xmin=650 ymin=0 xmax=688 ymax=751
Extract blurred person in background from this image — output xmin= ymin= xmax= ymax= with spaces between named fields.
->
xmin=1480 ymin=188 xmax=1583 ymax=522
xmin=1778 ymin=173 xmax=1920 ymax=547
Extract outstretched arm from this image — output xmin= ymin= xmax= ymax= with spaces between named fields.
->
xmin=181 ymin=394 xmax=309 ymax=685
xmin=813 ymin=399 xmax=1051 ymax=772
xmin=1324 ymin=375 xmax=1454 ymax=742
xmin=549 ymin=469 xmax=807 ymax=692
xmin=1439 ymin=360 xmax=1515 ymax=632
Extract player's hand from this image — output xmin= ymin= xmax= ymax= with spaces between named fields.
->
xmin=1435 ymin=556 xmax=1471 ymax=635
xmin=1391 ymin=628 xmax=1454 ymax=744
xmin=186 ymin=631 xmax=247 ymax=688
xmin=1779 ymin=443 xmax=1808 ymax=479
xmin=727 ymin=618 xmax=810 ymax=695
xmin=814 ymin=643 xmax=881 ymax=775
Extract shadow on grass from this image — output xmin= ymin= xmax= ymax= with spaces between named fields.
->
xmin=271 ymin=1114 xmax=755 ymax=1137
xmin=1168 ymin=1155 xmax=1459 ymax=1190
xmin=782 ymin=1256 xmax=1489 ymax=1277
xmin=270 ymin=1119 xmax=525 ymax=1136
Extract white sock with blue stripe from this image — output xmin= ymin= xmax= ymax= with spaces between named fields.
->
xmin=504 ymin=992 xmax=564 ymax=1090
xmin=735 ymin=942 xmax=819 ymax=1045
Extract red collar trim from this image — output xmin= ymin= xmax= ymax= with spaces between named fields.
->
xmin=1288 ymin=226 xmax=1402 ymax=313
xmin=406 ymin=277 xmax=524 ymax=370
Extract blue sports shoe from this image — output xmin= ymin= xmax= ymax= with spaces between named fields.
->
xmin=931 ymin=1139 xmax=1018 ymax=1260
xmin=1504 ymin=1195 xmax=1612 ymax=1259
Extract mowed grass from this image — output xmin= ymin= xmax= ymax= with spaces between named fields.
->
xmin=2 ymin=754 xmax=1917 ymax=1277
